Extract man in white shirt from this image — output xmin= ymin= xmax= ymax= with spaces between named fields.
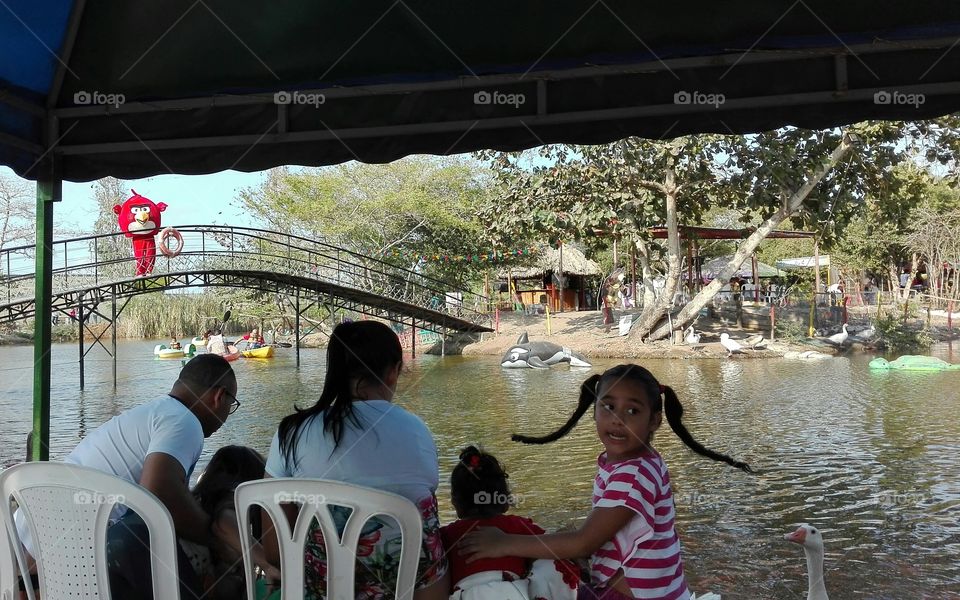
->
xmin=17 ymin=353 xmax=239 ymax=599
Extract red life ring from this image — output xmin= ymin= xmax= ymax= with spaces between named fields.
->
xmin=158 ymin=227 xmax=183 ymax=257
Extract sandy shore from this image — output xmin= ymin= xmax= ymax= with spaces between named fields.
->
xmin=462 ymin=309 xmax=816 ymax=360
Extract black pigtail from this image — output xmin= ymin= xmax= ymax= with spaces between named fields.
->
xmin=662 ymin=385 xmax=754 ymax=473
xmin=512 ymin=374 xmax=601 ymax=444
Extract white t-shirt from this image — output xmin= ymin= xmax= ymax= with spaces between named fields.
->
xmin=15 ymin=395 xmax=204 ymax=554
xmin=265 ymin=400 xmax=439 ymax=504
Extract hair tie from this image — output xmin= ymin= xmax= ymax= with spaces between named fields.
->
xmin=468 ymin=455 xmax=481 ymax=469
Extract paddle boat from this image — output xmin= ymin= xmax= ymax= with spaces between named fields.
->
xmin=241 ymin=345 xmax=275 ymax=359
xmin=869 ymin=355 xmax=960 ymax=371
xmin=191 ymin=336 xmax=207 ymax=347
xmin=153 ymin=343 xmax=195 ymax=359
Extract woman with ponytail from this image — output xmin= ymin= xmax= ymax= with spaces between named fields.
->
xmin=461 ymin=364 xmax=752 ymax=600
xmin=263 ymin=321 xmax=449 ymax=600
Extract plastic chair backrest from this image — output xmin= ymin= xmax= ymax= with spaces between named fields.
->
xmin=0 ymin=462 xmax=181 ymax=600
xmin=234 ymin=478 xmax=423 ymax=600
xmin=0 ymin=506 xmax=17 ymax=600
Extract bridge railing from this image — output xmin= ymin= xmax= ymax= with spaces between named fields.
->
xmin=0 ymin=225 xmax=491 ymax=329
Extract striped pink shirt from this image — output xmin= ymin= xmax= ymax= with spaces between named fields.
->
xmin=590 ymin=451 xmax=690 ymax=600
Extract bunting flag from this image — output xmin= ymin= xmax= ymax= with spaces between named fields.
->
xmin=381 ymin=246 xmax=538 ymax=263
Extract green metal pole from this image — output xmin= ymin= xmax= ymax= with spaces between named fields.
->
xmin=32 ymin=178 xmax=60 ymax=461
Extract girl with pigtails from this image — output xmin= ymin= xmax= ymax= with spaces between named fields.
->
xmin=460 ymin=364 xmax=752 ymax=600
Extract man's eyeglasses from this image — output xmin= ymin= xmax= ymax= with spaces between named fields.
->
xmin=222 ymin=389 xmax=241 ymax=414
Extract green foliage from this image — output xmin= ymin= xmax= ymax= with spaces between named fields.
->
xmin=874 ymin=312 xmax=934 ymax=353
xmin=237 ymin=157 xmax=494 ymax=287
xmin=774 ymin=317 xmax=808 ymax=343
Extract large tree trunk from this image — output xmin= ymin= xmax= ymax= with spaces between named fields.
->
xmin=899 ymin=252 xmax=920 ymax=304
xmin=636 ymin=239 xmax=656 ymax=309
xmin=647 ymin=135 xmax=856 ymax=341
xmin=630 ymin=159 xmax=682 ymax=339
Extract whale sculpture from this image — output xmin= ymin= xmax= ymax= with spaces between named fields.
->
xmin=500 ymin=332 xmax=592 ymax=369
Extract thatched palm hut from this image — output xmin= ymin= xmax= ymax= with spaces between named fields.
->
xmin=498 ymin=244 xmax=602 ymax=312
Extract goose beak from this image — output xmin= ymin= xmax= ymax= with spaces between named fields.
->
xmin=784 ymin=528 xmax=806 ymax=544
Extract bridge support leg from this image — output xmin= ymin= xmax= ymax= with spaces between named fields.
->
xmin=441 ymin=327 xmax=446 ymax=357
xmin=411 ymin=319 xmax=416 ymax=358
xmin=112 ymin=292 xmax=117 ymax=388
xmin=78 ymin=302 xmax=84 ymax=390
xmin=295 ymin=295 xmax=301 ymax=367
xmin=31 ymin=176 xmax=60 ymax=462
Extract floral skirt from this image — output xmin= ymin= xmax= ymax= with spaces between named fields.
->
xmin=303 ymin=494 xmax=447 ymax=600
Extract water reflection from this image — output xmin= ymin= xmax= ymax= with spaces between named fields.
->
xmin=1 ymin=341 xmax=958 ymax=598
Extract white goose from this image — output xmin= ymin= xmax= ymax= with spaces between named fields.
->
xmin=719 ymin=333 xmax=744 ymax=356
xmin=684 ymin=326 xmax=701 ymax=344
xmin=785 ymin=524 xmax=829 ymax=600
xmin=826 ymin=323 xmax=849 ymax=346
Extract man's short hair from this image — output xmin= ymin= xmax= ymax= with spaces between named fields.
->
xmin=178 ymin=354 xmax=236 ymax=392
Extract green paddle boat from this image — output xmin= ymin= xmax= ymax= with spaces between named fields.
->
xmin=869 ymin=356 xmax=960 ymax=371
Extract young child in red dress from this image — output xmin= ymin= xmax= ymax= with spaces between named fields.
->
xmin=441 ymin=446 xmax=578 ymax=600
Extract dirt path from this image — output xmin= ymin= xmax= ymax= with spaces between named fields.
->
xmin=463 ymin=309 xmax=814 ymax=360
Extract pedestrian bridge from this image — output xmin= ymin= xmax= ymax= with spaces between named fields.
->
xmin=0 ymin=225 xmax=492 ymax=334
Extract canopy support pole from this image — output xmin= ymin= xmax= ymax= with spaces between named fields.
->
xmin=32 ymin=176 xmax=60 ymax=461
xmin=78 ymin=301 xmax=84 ymax=390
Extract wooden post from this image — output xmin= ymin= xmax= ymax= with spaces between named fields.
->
xmin=949 ymin=300 xmax=954 ymax=332
xmin=558 ymin=241 xmax=564 ymax=313
xmin=411 ymin=318 xmax=416 ymax=358
xmin=295 ymin=295 xmax=301 ymax=366
xmin=686 ymin=242 xmax=693 ymax=298
xmin=813 ymin=240 xmax=821 ymax=302
xmin=751 ymin=254 xmax=759 ymax=303
xmin=613 ymin=237 xmax=618 ymax=267
xmin=495 ymin=307 xmax=500 ymax=334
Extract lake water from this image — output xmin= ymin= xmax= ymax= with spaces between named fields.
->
xmin=1 ymin=339 xmax=959 ymax=599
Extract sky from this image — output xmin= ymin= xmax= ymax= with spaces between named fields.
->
xmin=1 ymin=165 xmax=271 ymax=234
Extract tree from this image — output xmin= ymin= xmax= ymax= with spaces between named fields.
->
xmin=237 ymin=157 xmax=494 ymax=288
xmin=482 ymin=118 xmax=960 ymax=341
xmin=89 ymin=177 xmax=134 ymax=279
xmin=0 ymin=173 xmax=34 ymax=250
xmin=479 ymin=135 xmax=730 ymax=337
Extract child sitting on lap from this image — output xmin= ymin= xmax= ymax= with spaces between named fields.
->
xmin=182 ymin=445 xmax=280 ymax=600
xmin=441 ymin=446 xmax=578 ymax=600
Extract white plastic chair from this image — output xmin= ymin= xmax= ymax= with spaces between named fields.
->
xmin=0 ymin=462 xmax=181 ymax=600
xmin=0 ymin=511 xmax=17 ymax=600
xmin=234 ymin=478 xmax=423 ymax=600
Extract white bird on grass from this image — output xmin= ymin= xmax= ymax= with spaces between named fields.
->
xmin=684 ymin=326 xmax=701 ymax=344
xmin=719 ymin=333 xmax=744 ymax=356
xmin=784 ymin=524 xmax=829 ymax=600
xmin=826 ymin=323 xmax=849 ymax=346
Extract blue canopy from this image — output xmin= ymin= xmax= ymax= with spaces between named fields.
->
xmin=3 ymin=1 xmax=960 ymax=181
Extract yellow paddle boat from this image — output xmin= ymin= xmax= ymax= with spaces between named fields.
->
xmin=241 ymin=345 xmax=275 ymax=359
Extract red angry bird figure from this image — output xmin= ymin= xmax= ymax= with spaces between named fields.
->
xmin=113 ymin=190 xmax=167 ymax=276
